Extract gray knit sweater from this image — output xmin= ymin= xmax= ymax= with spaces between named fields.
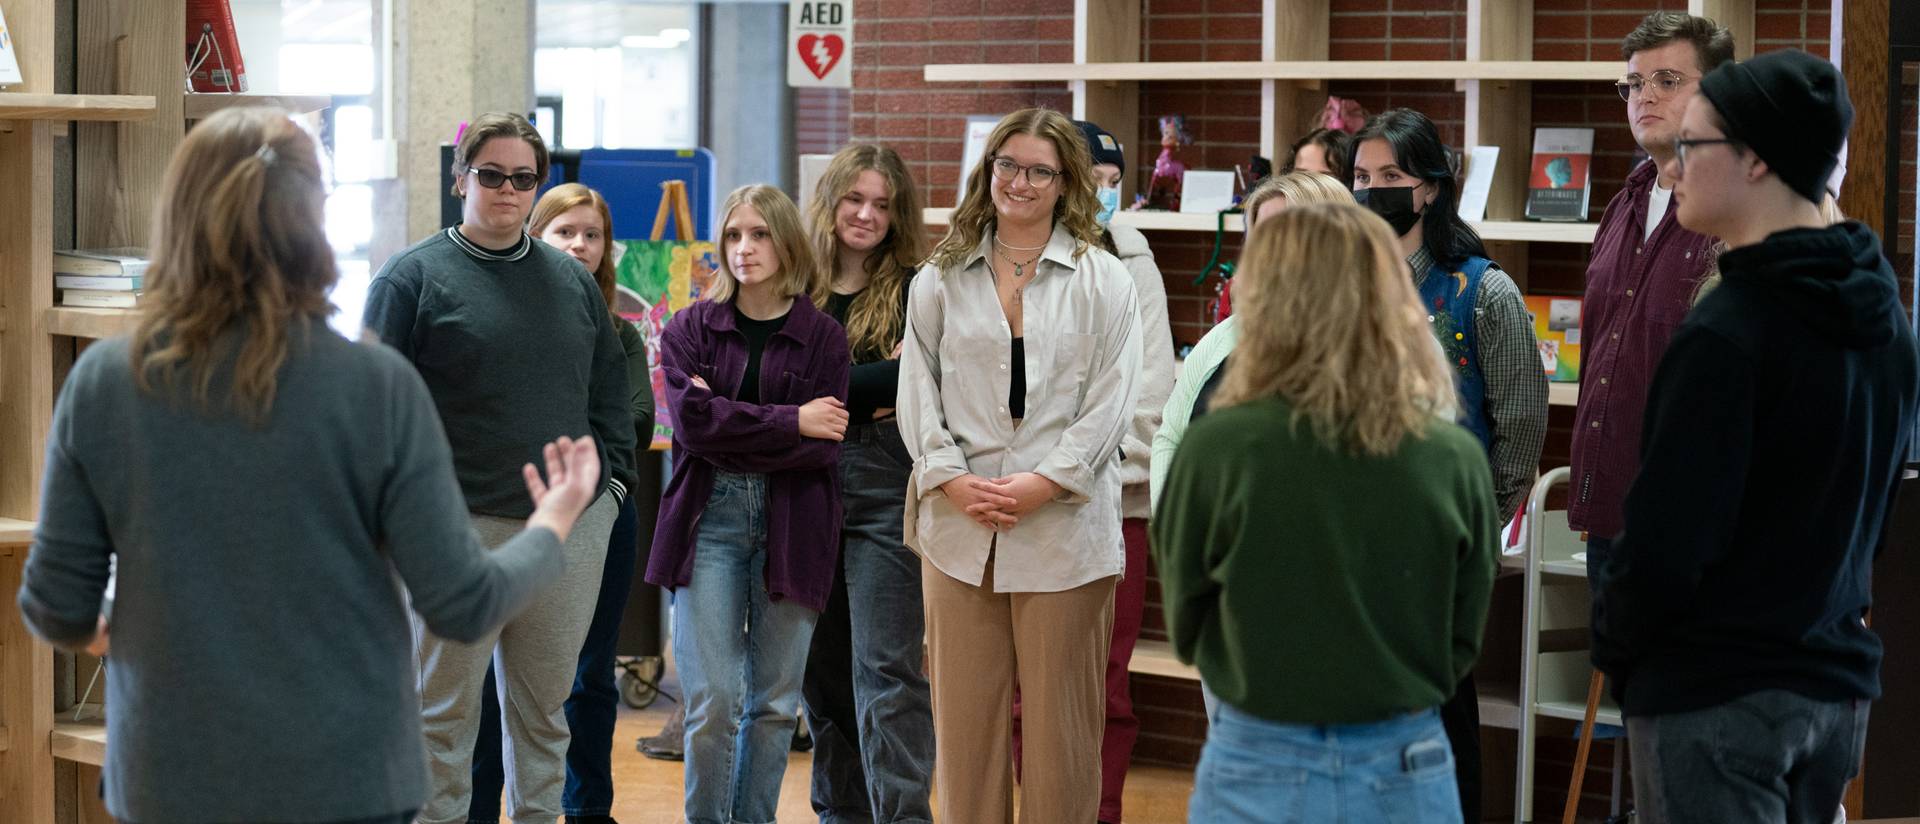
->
xmin=362 ymin=228 xmax=637 ymax=517
xmin=16 ymin=324 xmax=565 ymax=823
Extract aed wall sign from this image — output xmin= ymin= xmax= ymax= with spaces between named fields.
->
xmin=787 ymin=0 xmax=852 ymax=89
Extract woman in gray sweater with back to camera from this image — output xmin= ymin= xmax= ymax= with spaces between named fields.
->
xmin=15 ymin=106 xmax=606 ymax=824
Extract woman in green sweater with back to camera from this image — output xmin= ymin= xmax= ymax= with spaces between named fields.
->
xmin=1153 ymin=202 xmax=1499 ymax=824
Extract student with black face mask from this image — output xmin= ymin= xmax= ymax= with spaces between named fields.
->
xmin=1349 ymin=108 xmax=1550 ymax=823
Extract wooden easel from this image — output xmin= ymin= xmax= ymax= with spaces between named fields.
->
xmin=649 ymin=180 xmax=695 ymax=243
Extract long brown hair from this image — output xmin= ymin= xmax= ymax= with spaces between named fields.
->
xmin=1214 ymin=202 xmax=1456 ymax=456
xmin=130 ymin=106 xmax=337 ymax=426
xmin=929 ymin=108 xmax=1104 ymax=271
xmin=530 ymin=182 xmax=619 ymax=317
xmin=706 ymin=185 xmax=827 ymax=307
xmin=808 ymin=144 xmax=926 ymax=360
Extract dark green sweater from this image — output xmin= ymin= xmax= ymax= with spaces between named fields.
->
xmin=1151 ymin=396 xmax=1500 ymax=724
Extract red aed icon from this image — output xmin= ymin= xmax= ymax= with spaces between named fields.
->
xmin=798 ymin=33 xmax=845 ymax=79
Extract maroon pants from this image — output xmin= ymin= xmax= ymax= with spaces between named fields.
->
xmin=1013 ymin=517 xmax=1148 ymax=823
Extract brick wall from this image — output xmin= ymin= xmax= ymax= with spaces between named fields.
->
xmin=846 ymin=0 xmax=1875 ymax=783
xmin=795 ymin=87 xmax=853 ymax=155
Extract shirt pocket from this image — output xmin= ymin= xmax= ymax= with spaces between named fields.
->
xmin=778 ymin=370 xmax=815 ymax=403
xmin=1052 ymin=332 xmax=1098 ymax=410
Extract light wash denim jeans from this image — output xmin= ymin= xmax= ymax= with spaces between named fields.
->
xmin=673 ymin=470 xmax=821 ymax=824
xmin=1191 ymin=702 xmax=1461 ymax=824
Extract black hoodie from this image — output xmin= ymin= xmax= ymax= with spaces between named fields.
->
xmin=1592 ymin=221 xmax=1920 ymax=716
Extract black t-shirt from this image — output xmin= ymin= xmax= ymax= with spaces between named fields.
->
xmin=825 ymin=280 xmax=912 ymax=423
xmin=1011 ymin=337 xmax=1027 ymax=419
xmin=733 ymin=304 xmax=790 ymax=405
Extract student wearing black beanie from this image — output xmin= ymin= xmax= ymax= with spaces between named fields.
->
xmin=1592 ymin=48 xmax=1920 ymax=823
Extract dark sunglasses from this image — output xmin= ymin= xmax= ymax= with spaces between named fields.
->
xmin=466 ymin=166 xmax=541 ymax=192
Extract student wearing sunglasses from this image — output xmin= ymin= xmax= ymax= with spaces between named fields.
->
xmin=362 ymin=112 xmax=637 ymax=824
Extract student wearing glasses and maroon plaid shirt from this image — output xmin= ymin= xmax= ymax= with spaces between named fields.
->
xmin=1569 ymin=12 xmax=1732 ymax=583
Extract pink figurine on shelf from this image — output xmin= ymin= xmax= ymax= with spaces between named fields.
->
xmin=1132 ymin=114 xmax=1193 ymax=212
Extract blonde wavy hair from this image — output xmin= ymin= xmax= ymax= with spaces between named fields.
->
xmin=1241 ymin=170 xmax=1354 ymax=230
xmin=808 ymin=144 xmax=926 ymax=360
xmin=529 ymin=182 xmax=619 ymax=318
xmin=130 ymin=106 xmax=337 ymax=426
xmin=1213 ymin=202 xmax=1457 ymax=456
xmin=707 ymin=184 xmax=827 ymax=307
xmin=929 ymin=108 xmax=1104 ymax=270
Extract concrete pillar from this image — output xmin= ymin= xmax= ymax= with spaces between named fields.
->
xmin=371 ymin=0 xmax=536 ymax=267
xmin=704 ymin=3 xmax=795 ymax=198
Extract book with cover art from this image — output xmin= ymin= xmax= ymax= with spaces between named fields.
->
xmin=55 ymin=248 xmax=149 ymax=278
xmin=1524 ymin=128 xmax=1594 ymax=222
xmin=1524 ymin=295 xmax=1582 ymax=382
xmin=0 ymin=6 xmax=24 ymax=88
xmin=185 ymin=0 xmax=247 ymax=93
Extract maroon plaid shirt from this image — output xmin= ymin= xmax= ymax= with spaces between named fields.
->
xmin=1568 ymin=160 xmax=1719 ymax=538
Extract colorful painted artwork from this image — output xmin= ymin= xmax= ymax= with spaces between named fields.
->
xmin=613 ymin=239 xmax=720 ymax=449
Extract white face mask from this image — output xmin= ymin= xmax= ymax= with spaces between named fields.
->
xmin=1095 ymin=185 xmax=1122 ymax=225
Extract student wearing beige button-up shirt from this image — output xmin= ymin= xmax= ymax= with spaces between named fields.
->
xmin=898 ymin=108 xmax=1142 ymax=824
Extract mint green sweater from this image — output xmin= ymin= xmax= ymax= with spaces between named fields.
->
xmin=1150 ymin=396 xmax=1500 ymax=723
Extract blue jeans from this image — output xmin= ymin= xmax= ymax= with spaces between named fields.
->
xmin=1191 ymin=702 xmax=1462 ymax=824
xmin=674 ymin=471 xmax=821 ymax=824
xmin=1627 ymin=689 xmax=1867 ymax=824
xmin=801 ymin=420 xmax=936 ymax=824
xmin=468 ymin=493 xmax=640 ymax=821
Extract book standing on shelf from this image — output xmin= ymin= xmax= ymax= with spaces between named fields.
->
xmin=1524 ymin=295 xmax=1581 ymax=382
xmin=1524 ymin=128 xmax=1594 ymax=222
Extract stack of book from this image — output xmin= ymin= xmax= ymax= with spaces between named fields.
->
xmin=57 ymin=249 xmax=148 ymax=308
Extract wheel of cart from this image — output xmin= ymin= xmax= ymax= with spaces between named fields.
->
xmin=616 ymin=655 xmax=666 ymax=709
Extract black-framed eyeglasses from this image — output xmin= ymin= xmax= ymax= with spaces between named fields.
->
xmin=989 ymin=155 xmax=1060 ymax=189
xmin=1616 ymin=69 xmax=1693 ymax=102
xmin=1673 ymin=137 xmax=1742 ymax=171
xmin=466 ymin=166 xmax=541 ymax=192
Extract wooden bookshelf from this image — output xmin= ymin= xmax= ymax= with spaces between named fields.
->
xmin=183 ymin=93 xmax=333 ymax=120
xmin=0 ymin=93 xmax=156 ymax=122
xmin=924 ymin=60 xmax=1622 ymax=84
xmin=45 ymin=307 xmax=140 ymax=340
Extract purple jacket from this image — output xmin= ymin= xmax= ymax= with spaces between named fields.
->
xmin=1568 ymin=160 xmax=1717 ymax=537
xmin=643 ymin=297 xmax=850 ymax=611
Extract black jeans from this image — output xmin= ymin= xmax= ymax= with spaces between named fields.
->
xmin=1628 ymin=689 xmax=1867 ymax=824
xmin=1438 ymin=674 xmax=1482 ymax=824
xmin=800 ymin=420 xmax=936 ymax=824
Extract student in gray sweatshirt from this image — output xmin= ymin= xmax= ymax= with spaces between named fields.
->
xmin=15 ymin=106 xmax=605 ymax=824
xmin=361 ymin=113 xmax=636 ymax=824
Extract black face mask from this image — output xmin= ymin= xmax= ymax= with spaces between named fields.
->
xmin=1354 ymin=185 xmax=1423 ymax=237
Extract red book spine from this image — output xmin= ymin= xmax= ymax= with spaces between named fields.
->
xmin=185 ymin=0 xmax=247 ymax=93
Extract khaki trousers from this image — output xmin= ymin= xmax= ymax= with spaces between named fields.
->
xmin=923 ymin=553 xmax=1116 ymax=824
